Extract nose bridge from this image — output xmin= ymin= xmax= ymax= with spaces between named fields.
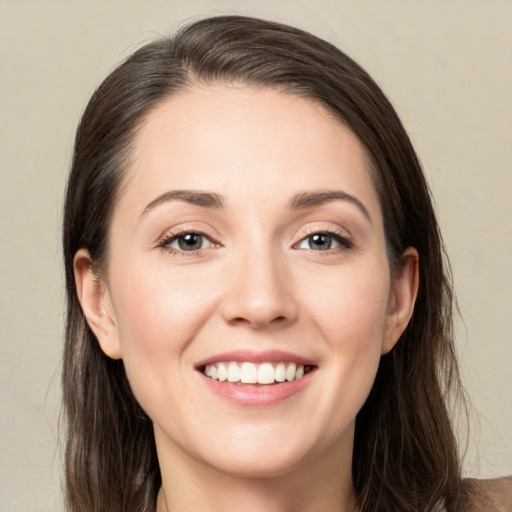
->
xmin=221 ymin=236 xmax=296 ymax=328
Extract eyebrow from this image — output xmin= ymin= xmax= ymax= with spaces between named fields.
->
xmin=140 ymin=188 xmax=371 ymax=223
xmin=288 ymin=190 xmax=372 ymax=223
xmin=141 ymin=189 xmax=225 ymax=216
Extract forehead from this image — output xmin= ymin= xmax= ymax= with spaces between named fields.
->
xmin=119 ymin=85 xmax=381 ymax=219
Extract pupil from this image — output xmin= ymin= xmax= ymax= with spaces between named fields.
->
xmin=179 ymin=233 xmax=202 ymax=250
xmin=310 ymin=234 xmax=331 ymax=250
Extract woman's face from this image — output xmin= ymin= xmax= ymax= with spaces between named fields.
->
xmin=78 ymin=85 xmax=417 ymax=479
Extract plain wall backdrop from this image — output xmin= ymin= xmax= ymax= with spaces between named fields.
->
xmin=0 ymin=1 xmax=511 ymax=510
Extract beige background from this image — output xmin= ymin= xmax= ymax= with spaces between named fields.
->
xmin=0 ymin=1 xmax=511 ymax=510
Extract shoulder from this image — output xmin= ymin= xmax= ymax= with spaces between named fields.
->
xmin=461 ymin=476 xmax=512 ymax=512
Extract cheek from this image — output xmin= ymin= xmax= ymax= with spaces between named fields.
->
xmin=301 ymin=262 xmax=390 ymax=402
xmin=107 ymin=267 xmax=223 ymax=438
xmin=303 ymin=260 xmax=390 ymax=343
xmin=108 ymin=261 xmax=220 ymax=395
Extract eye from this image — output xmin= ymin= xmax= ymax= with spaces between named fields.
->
xmin=296 ymin=232 xmax=352 ymax=251
xmin=161 ymin=232 xmax=215 ymax=253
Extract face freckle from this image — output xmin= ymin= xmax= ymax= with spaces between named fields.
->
xmin=99 ymin=85 xmax=411 ymax=480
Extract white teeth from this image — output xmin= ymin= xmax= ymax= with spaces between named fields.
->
xmin=217 ymin=363 xmax=227 ymax=382
xmin=257 ymin=363 xmax=275 ymax=384
xmin=275 ymin=362 xmax=286 ymax=382
xmin=227 ymin=362 xmax=240 ymax=382
xmin=203 ymin=361 xmax=311 ymax=384
xmin=285 ymin=363 xmax=296 ymax=382
xmin=240 ymin=362 xmax=258 ymax=384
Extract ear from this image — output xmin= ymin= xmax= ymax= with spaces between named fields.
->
xmin=381 ymin=247 xmax=419 ymax=354
xmin=73 ymin=248 xmax=122 ymax=359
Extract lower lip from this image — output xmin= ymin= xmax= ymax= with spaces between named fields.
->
xmin=199 ymin=371 xmax=314 ymax=406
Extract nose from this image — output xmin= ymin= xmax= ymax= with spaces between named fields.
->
xmin=220 ymin=247 xmax=298 ymax=329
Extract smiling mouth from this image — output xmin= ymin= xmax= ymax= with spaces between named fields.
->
xmin=200 ymin=362 xmax=316 ymax=385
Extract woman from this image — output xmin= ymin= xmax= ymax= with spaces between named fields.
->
xmin=62 ymin=15 xmax=506 ymax=512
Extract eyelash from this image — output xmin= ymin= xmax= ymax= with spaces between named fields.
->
xmin=158 ymin=228 xmax=218 ymax=257
xmin=157 ymin=227 xmax=354 ymax=257
xmin=294 ymin=227 xmax=354 ymax=253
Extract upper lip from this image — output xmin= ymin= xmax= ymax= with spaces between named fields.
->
xmin=194 ymin=349 xmax=317 ymax=369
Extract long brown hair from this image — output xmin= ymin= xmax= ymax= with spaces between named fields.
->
xmin=63 ymin=15 xmax=465 ymax=512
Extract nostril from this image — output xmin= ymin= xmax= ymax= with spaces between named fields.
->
xmin=220 ymin=276 xmax=298 ymax=327
xmin=228 ymin=314 xmax=287 ymax=328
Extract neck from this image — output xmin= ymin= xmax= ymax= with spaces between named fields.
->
xmin=155 ymin=429 xmax=358 ymax=512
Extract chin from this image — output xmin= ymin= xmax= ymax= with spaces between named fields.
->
xmin=191 ymin=422 xmax=348 ymax=480
xmin=204 ymin=447 xmax=310 ymax=479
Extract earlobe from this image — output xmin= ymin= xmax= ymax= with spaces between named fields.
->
xmin=73 ymin=249 xmax=122 ymax=359
xmin=382 ymin=247 xmax=419 ymax=354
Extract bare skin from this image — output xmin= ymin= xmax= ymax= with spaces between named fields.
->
xmin=75 ymin=85 xmax=418 ymax=512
